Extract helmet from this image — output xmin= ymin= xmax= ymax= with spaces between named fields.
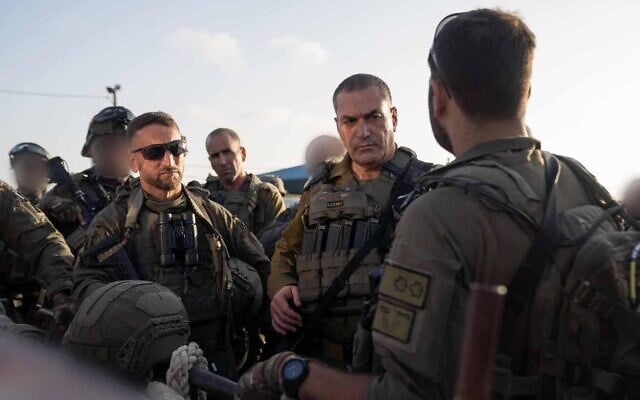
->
xmin=260 ymin=175 xmax=287 ymax=196
xmin=81 ymin=106 xmax=135 ymax=157
xmin=63 ymin=281 xmax=190 ymax=378
xmin=228 ymin=258 xmax=263 ymax=325
xmin=9 ymin=142 xmax=50 ymax=166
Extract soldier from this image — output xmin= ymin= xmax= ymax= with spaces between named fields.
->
xmin=0 ymin=180 xmax=73 ymax=327
xmin=267 ymin=73 xmax=435 ymax=367
xmin=73 ymin=111 xmax=270 ymax=378
xmin=8 ymin=142 xmax=50 ymax=205
xmin=236 ymin=9 xmax=623 ymax=400
xmin=195 ymin=128 xmax=286 ymax=236
xmin=258 ymin=135 xmax=345 ymax=259
xmin=40 ymin=106 xmax=134 ymax=245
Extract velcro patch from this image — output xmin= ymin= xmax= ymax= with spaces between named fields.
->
xmin=372 ymin=300 xmax=415 ymax=343
xmin=378 ymin=265 xmax=429 ymax=308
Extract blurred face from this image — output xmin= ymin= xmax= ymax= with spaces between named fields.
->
xmin=206 ymin=133 xmax=246 ymax=185
xmin=89 ymin=135 xmax=131 ymax=179
xmin=334 ymin=87 xmax=397 ymax=170
xmin=304 ymin=136 xmax=345 ymax=172
xmin=130 ymin=124 xmax=185 ymax=193
xmin=12 ymin=153 xmax=48 ymax=194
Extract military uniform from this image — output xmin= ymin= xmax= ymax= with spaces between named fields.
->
xmin=0 ymin=180 xmax=74 ymax=324
xmin=199 ymin=174 xmax=286 ymax=235
xmin=258 ymin=203 xmax=299 ymax=259
xmin=41 ymin=166 xmax=130 ymax=237
xmin=73 ymin=180 xmax=270 ymax=377
xmin=268 ymin=146 xmax=434 ymax=365
xmin=362 ymin=137 xmax=604 ymax=399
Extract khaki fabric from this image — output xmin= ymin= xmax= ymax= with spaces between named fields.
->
xmin=202 ymin=174 xmax=286 ymax=235
xmin=368 ymin=137 xmax=598 ymax=400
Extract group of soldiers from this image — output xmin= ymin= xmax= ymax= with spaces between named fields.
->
xmin=2 ymin=8 xmax=640 ymax=400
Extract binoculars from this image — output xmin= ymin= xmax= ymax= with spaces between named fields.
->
xmin=158 ymin=211 xmax=199 ymax=267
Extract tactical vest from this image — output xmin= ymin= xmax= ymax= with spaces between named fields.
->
xmin=74 ymin=167 xmax=127 ymax=213
xmin=204 ymin=174 xmax=268 ymax=233
xmin=296 ymin=147 xmax=435 ymax=314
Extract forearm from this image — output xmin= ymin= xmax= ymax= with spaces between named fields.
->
xmin=299 ymin=361 xmax=371 ymax=400
xmin=268 ymin=241 xmax=299 ymax=297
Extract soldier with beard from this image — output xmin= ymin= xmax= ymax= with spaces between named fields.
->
xmin=73 ymin=111 xmax=270 ymax=378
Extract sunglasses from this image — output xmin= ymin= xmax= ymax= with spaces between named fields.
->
xmin=131 ymin=139 xmax=188 ymax=161
xmin=428 ymin=12 xmax=464 ymax=98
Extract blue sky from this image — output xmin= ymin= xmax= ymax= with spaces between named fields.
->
xmin=1 ymin=0 xmax=639 ymax=197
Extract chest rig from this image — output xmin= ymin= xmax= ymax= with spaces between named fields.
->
xmin=206 ymin=175 xmax=263 ymax=232
xmin=297 ymin=181 xmax=387 ymax=311
xmin=106 ymin=187 xmax=232 ymax=323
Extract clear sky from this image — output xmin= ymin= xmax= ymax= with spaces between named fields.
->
xmin=1 ymin=0 xmax=638 ymax=197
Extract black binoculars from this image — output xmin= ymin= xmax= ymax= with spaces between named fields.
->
xmin=158 ymin=211 xmax=199 ymax=267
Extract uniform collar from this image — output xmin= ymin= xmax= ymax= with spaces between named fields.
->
xmin=449 ymin=136 xmax=540 ymax=168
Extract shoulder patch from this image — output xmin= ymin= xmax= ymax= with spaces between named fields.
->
xmin=378 ymin=264 xmax=430 ymax=308
xmin=372 ymin=300 xmax=416 ymax=343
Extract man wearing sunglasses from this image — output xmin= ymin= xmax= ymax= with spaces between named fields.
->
xmin=8 ymin=142 xmax=50 ymax=205
xmin=72 ymin=111 xmax=270 ymax=378
xmin=195 ymin=128 xmax=286 ymax=236
xmin=40 ymin=106 xmax=134 ymax=242
xmin=266 ymin=73 xmax=434 ymax=369
xmin=236 ymin=9 xmax=622 ymax=400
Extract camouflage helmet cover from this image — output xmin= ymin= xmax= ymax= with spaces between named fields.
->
xmin=63 ymin=280 xmax=190 ymax=378
xmin=81 ymin=106 xmax=135 ymax=157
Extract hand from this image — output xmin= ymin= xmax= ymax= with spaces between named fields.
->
xmin=52 ymin=292 xmax=75 ymax=332
xmin=235 ymin=351 xmax=296 ymax=400
xmin=270 ymin=285 xmax=302 ymax=335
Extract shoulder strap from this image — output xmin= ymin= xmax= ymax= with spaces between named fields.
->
xmin=293 ymin=150 xmax=414 ymax=349
xmin=239 ymin=176 xmax=261 ymax=222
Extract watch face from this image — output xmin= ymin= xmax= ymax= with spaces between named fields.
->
xmin=282 ymin=359 xmax=305 ymax=380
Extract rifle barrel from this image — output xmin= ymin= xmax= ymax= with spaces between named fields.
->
xmin=188 ymin=367 xmax=237 ymax=400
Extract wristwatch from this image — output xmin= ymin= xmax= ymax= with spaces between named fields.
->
xmin=281 ymin=356 xmax=310 ymax=399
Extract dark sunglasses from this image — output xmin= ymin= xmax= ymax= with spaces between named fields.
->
xmin=131 ymin=139 xmax=188 ymax=161
xmin=428 ymin=12 xmax=464 ymax=97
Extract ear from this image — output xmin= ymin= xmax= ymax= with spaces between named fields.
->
xmin=130 ymin=154 xmax=140 ymax=173
xmin=240 ymin=146 xmax=247 ymax=162
xmin=527 ymin=84 xmax=532 ymax=100
xmin=390 ymin=107 xmax=398 ymax=131
xmin=431 ymin=80 xmax=448 ymax=119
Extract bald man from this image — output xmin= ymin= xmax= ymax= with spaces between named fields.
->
xmin=196 ymin=128 xmax=286 ymax=235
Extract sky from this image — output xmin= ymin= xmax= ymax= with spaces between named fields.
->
xmin=1 ymin=0 xmax=639 ymax=198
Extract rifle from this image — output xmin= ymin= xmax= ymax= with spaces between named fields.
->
xmin=189 ymin=367 xmax=237 ymax=400
xmin=454 ymin=283 xmax=507 ymax=400
xmin=47 ymin=156 xmax=96 ymax=228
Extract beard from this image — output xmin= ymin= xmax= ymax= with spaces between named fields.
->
xmin=145 ymin=168 xmax=183 ymax=191
xmin=428 ymin=86 xmax=454 ymax=154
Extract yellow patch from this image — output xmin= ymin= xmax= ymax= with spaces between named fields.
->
xmin=378 ymin=265 xmax=429 ymax=308
xmin=372 ymin=300 xmax=415 ymax=343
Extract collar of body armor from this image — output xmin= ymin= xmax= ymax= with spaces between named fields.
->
xmin=436 ymin=137 xmax=540 ymax=174
xmin=304 ymin=145 xmax=416 ymax=190
xmin=206 ymin=173 xmax=260 ymax=192
xmin=80 ymin=167 xmax=131 ymax=187
xmin=124 ymin=185 xmax=217 ymax=234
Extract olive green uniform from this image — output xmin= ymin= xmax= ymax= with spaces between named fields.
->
xmin=364 ymin=138 xmax=602 ymax=399
xmin=0 ymin=180 xmax=74 ymax=323
xmin=41 ymin=166 xmax=130 ymax=244
xmin=201 ymin=174 xmax=286 ymax=235
xmin=268 ymin=147 xmax=433 ymax=365
xmin=73 ymin=181 xmax=270 ymax=377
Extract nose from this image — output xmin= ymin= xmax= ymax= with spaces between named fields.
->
xmin=355 ymin=119 xmax=371 ymax=139
xmin=160 ymin=149 xmax=177 ymax=167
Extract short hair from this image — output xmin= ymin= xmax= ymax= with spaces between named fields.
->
xmin=126 ymin=111 xmax=180 ymax=140
xmin=430 ymin=9 xmax=536 ymax=120
xmin=206 ymin=128 xmax=241 ymax=147
xmin=332 ymin=73 xmax=392 ymax=111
